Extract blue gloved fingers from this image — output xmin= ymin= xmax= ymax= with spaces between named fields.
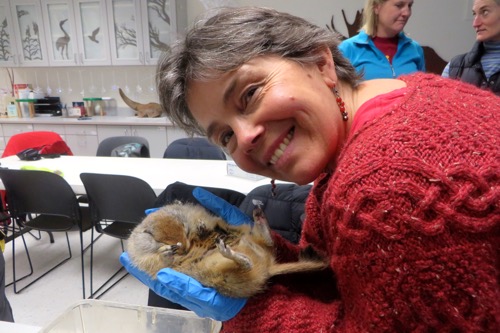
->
xmin=145 ymin=207 xmax=160 ymax=215
xmin=192 ymin=187 xmax=252 ymax=226
xmin=120 ymin=252 xmax=246 ymax=321
xmin=120 ymin=252 xmax=156 ymax=288
xmin=120 ymin=253 xmax=202 ymax=314
xmin=157 ymin=268 xmax=247 ymax=321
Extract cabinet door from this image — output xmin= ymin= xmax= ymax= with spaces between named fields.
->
xmin=106 ymin=0 xmax=143 ymax=65
xmin=0 ymin=0 xmax=19 ymax=66
xmin=41 ymin=0 xmax=79 ymax=66
xmin=131 ymin=125 xmax=167 ymax=158
xmin=64 ymin=134 xmax=98 ymax=155
xmin=2 ymin=123 xmax=33 ymax=146
xmin=73 ymin=0 xmax=111 ymax=66
xmin=9 ymin=0 xmax=49 ymax=67
xmin=166 ymin=126 xmax=188 ymax=146
xmin=97 ymin=125 xmax=131 ymax=139
xmin=0 ymin=124 xmax=5 ymax=153
xmin=64 ymin=124 xmax=98 ymax=155
xmin=140 ymin=0 xmax=178 ymax=65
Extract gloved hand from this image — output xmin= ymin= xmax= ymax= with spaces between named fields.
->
xmin=119 ymin=252 xmax=246 ymax=321
xmin=192 ymin=187 xmax=253 ymax=226
xmin=120 ymin=187 xmax=252 ymax=321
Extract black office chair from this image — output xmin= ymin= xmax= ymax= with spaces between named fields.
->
xmin=0 ymin=169 xmax=90 ymax=298
xmin=163 ymin=137 xmax=226 ymax=160
xmin=80 ymin=173 xmax=157 ymax=299
xmin=96 ymin=136 xmax=150 ymax=157
xmin=238 ymin=183 xmax=312 ymax=245
xmin=77 ymin=136 xmax=151 ymax=205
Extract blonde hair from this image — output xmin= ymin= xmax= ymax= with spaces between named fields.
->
xmin=361 ymin=0 xmax=388 ymax=36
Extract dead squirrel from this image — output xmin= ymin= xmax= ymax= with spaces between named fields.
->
xmin=126 ymin=201 xmax=328 ymax=298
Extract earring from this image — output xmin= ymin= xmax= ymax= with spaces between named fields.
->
xmin=334 ymin=86 xmax=348 ymax=121
xmin=270 ymin=179 xmax=276 ymax=197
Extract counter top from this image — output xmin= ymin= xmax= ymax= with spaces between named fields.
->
xmin=0 ymin=115 xmax=173 ymax=126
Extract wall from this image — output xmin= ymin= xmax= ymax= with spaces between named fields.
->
xmin=1 ymin=0 xmax=476 ymax=114
xmin=188 ymin=0 xmax=476 ymax=60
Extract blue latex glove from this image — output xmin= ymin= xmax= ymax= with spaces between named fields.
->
xmin=145 ymin=207 xmax=160 ymax=215
xmin=192 ymin=187 xmax=253 ymax=226
xmin=119 ymin=252 xmax=246 ymax=321
xmin=121 ymin=189 xmax=251 ymax=321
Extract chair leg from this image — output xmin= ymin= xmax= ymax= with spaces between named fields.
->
xmin=80 ymin=230 xmax=86 ymax=299
xmin=83 ymin=232 xmax=103 ymax=254
xmin=6 ymin=231 xmax=33 ymax=288
xmin=88 ymin=228 xmax=128 ymax=299
xmin=12 ymin=232 xmax=72 ymax=294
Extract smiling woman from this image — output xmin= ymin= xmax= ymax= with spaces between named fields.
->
xmin=119 ymin=6 xmax=500 ymax=333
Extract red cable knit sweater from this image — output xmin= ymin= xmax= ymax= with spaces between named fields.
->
xmin=222 ymin=73 xmax=500 ymax=332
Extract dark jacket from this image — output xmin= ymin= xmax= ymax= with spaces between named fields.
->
xmin=447 ymin=42 xmax=500 ymax=95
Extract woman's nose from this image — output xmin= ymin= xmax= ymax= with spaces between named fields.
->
xmin=402 ymin=6 xmax=411 ymax=17
xmin=472 ymin=15 xmax=481 ymax=28
xmin=234 ymin=121 xmax=265 ymax=155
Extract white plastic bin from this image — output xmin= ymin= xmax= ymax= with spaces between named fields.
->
xmin=41 ymin=300 xmax=221 ymax=333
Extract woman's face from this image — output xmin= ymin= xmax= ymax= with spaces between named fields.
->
xmin=375 ymin=0 xmax=413 ymax=37
xmin=186 ymin=53 xmax=347 ymax=185
xmin=472 ymin=0 xmax=500 ymax=42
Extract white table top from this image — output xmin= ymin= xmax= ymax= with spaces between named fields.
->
xmin=0 ymin=321 xmax=40 ymax=333
xmin=0 ymin=155 xmax=273 ymax=195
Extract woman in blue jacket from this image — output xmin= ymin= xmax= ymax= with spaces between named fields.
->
xmin=339 ymin=0 xmax=425 ymax=80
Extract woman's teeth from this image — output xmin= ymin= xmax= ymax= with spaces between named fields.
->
xmin=270 ymin=130 xmax=293 ymax=165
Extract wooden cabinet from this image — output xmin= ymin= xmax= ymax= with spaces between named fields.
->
xmin=41 ymin=0 xmax=111 ymax=66
xmin=166 ymin=125 xmax=189 ymax=147
xmin=1 ymin=0 xmax=185 ymax=67
xmin=0 ymin=125 xmax=5 ymax=154
xmin=0 ymin=0 xmax=19 ymax=66
xmin=106 ymin=0 xmax=181 ymax=66
xmin=97 ymin=124 xmax=168 ymax=158
xmin=7 ymin=0 xmax=49 ymax=66
xmin=32 ymin=123 xmax=98 ymax=156
xmin=0 ymin=120 xmax=186 ymax=157
xmin=2 ymin=123 xmax=34 ymax=153
xmin=106 ymin=0 xmax=142 ymax=66
xmin=64 ymin=123 xmax=98 ymax=156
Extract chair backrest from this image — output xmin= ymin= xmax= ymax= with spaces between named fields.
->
xmin=2 ymin=131 xmax=73 ymax=158
xmin=238 ymin=183 xmax=312 ymax=244
xmin=96 ymin=136 xmax=150 ymax=157
xmin=0 ymin=169 xmax=80 ymax=221
xmin=80 ymin=173 xmax=157 ymax=224
xmin=163 ymin=137 xmax=226 ymax=160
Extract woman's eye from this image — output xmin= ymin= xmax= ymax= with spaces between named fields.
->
xmin=219 ymin=130 xmax=234 ymax=147
xmin=242 ymin=86 xmax=258 ymax=106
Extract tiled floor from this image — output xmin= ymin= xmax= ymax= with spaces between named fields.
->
xmin=3 ymin=227 xmax=149 ymax=328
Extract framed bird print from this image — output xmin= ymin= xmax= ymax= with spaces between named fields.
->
xmin=72 ymin=0 xmax=111 ymax=66
xmin=106 ymin=0 xmax=142 ymax=65
xmin=106 ymin=0 xmax=181 ymax=66
xmin=41 ymin=0 xmax=76 ymax=66
xmin=0 ymin=0 xmax=18 ymax=67
xmin=41 ymin=0 xmax=110 ymax=66
xmin=8 ymin=0 xmax=49 ymax=66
